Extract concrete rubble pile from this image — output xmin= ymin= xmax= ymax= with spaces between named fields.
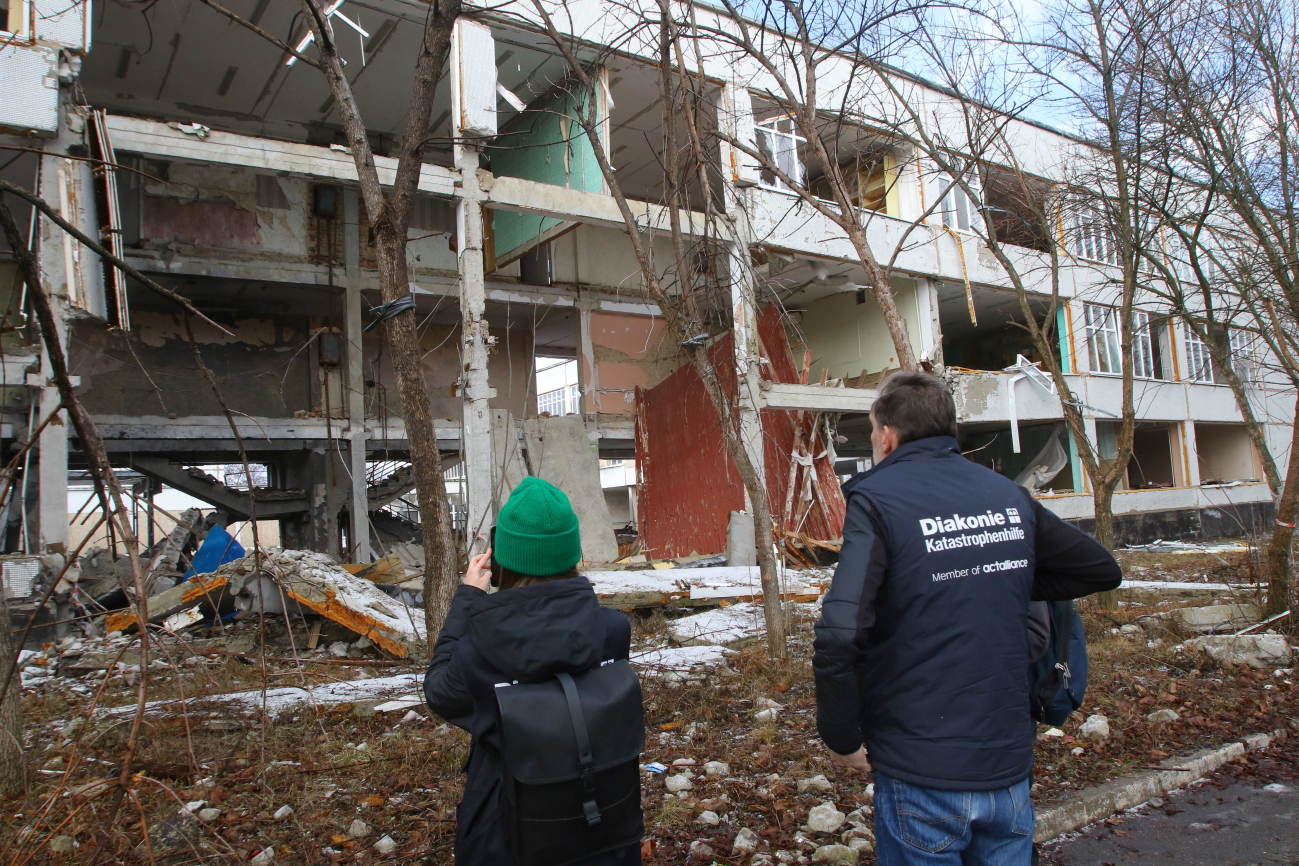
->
xmin=103 ymin=548 xmax=428 ymax=658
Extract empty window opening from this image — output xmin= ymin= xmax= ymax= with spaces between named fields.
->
xmin=958 ymin=422 xmax=1075 ymax=493
xmin=536 ymin=356 xmax=580 ymax=416
xmin=939 ymin=285 xmax=1058 ymax=372
xmin=1195 ymin=423 xmax=1261 ymax=485
xmin=1100 ymin=421 xmax=1179 ymax=490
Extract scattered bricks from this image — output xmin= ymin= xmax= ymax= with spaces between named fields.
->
xmin=1080 ymin=714 xmax=1110 ymax=741
xmin=666 ymin=774 xmax=694 ymax=793
xmin=797 ymin=775 xmax=834 ymax=794
xmin=732 ymin=827 xmax=761 ymax=853
xmin=804 ymin=802 xmax=846 ymax=834
xmin=704 ymin=761 xmax=729 ymax=777
xmin=813 ymin=844 xmax=859 ymax=864
xmin=1147 ymin=708 xmax=1180 ymax=725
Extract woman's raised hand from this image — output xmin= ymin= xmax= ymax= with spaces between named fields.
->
xmin=464 ymin=549 xmax=493 ymax=591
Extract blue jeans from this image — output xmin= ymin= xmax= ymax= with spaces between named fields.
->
xmin=873 ymin=772 xmax=1034 ymax=866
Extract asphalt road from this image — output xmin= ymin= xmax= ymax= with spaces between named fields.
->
xmin=1043 ymin=738 xmax=1299 ymax=865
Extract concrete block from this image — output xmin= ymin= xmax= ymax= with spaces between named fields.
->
xmin=727 ymin=511 xmax=757 ymax=566
xmin=1185 ymin=634 xmax=1291 ymax=668
xmin=1177 ymin=604 xmax=1260 ymax=633
xmin=518 ymin=416 xmax=619 ymax=563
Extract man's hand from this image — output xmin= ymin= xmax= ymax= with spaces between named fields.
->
xmin=463 ymin=550 xmax=492 ymax=591
xmin=828 ymin=746 xmax=872 ymax=774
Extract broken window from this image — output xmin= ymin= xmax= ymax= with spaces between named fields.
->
xmin=224 ymin=463 xmax=270 ymax=489
xmin=756 ymin=115 xmax=806 ymax=192
xmin=982 ymin=169 xmax=1054 ymax=253
xmin=938 ymin=284 xmax=1058 ymax=372
xmin=931 ymin=173 xmax=981 ymax=232
xmin=1127 ymin=423 xmax=1178 ymax=489
xmin=1195 ymin=423 xmax=1260 ymax=484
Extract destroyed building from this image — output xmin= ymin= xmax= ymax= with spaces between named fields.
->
xmin=0 ymin=0 xmax=1291 ymax=618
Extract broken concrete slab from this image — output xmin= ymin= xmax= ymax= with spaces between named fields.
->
xmin=1184 ymin=634 xmax=1292 ymax=668
xmin=105 ymin=549 xmax=428 ymax=657
xmin=586 ymin=566 xmax=828 ymax=609
xmin=103 ymin=572 xmax=231 ymax=634
xmin=1176 ymin=603 xmax=1260 ymax=633
xmin=225 ymin=550 xmax=428 ymax=658
xmin=518 ymin=415 xmax=619 ymax=563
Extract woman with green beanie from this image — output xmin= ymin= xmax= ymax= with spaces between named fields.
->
xmin=423 ymin=477 xmax=642 ymax=866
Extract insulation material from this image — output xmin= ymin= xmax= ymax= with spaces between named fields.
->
xmin=635 ymin=307 xmax=846 ymax=558
xmin=453 ymin=19 xmax=498 ymax=138
xmin=487 ymin=83 xmax=604 ymax=263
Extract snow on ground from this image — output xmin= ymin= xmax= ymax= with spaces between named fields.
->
xmin=100 ymin=673 xmax=425 ymax=718
xmin=631 ymin=645 xmax=735 ymax=674
xmin=586 ymin=566 xmax=829 ymax=599
xmin=667 ymin=602 xmax=821 ymax=646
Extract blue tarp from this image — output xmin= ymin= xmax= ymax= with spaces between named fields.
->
xmin=184 ymin=525 xmax=245 ymax=580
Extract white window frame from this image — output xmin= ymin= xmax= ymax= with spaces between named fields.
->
xmin=1228 ymin=328 xmax=1258 ymax=385
xmin=538 ymin=383 xmax=580 ymax=416
xmin=1131 ymin=311 xmax=1156 ymax=380
xmin=932 ymin=173 xmax=981 ymax=232
xmin=2 ymin=0 xmax=31 ymax=39
xmin=1084 ymin=304 xmax=1158 ymax=378
xmin=1182 ymin=323 xmax=1215 ymax=383
xmin=1084 ymin=304 xmax=1122 ymax=375
xmin=1070 ymin=203 xmax=1119 ymax=266
xmin=755 ymin=116 xmax=806 ymax=192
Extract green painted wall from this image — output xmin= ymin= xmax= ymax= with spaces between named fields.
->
xmin=488 ymin=84 xmax=604 ymax=261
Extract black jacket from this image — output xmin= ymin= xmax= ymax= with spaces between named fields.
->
xmin=813 ymin=436 xmax=1121 ymax=791
xmin=424 ymin=577 xmax=639 ymax=866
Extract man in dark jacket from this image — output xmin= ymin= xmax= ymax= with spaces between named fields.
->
xmin=813 ymin=372 xmax=1121 ymax=865
xmin=424 ymin=477 xmax=639 ymax=866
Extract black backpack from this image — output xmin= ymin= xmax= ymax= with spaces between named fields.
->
xmin=1029 ymin=600 xmax=1089 ymax=726
xmin=494 ymin=659 xmax=645 ymax=866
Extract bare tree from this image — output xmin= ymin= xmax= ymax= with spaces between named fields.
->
xmin=704 ymin=0 xmax=949 ymax=373
xmin=520 ymin=0 xmax=799 ymax=653
xmin=1132 ymin=0 xmax=1299 ymax=618
xmin=0 ymin=591 xmax=21 ymax=796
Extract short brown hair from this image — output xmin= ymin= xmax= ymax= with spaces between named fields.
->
xmin=498 ymin=565 xmax=581 ymax=591
xmin=871 ymin=371 xmax=957 ymax=445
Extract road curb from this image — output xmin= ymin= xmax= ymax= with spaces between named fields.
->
xmin=1034 ymin=727 xmax=1289 ymax=843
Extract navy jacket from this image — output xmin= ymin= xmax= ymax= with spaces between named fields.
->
xmin=813 ymin=436 xmax=1121 ymax=791
xmin=424 ymin=577 xmax=639 ymax=866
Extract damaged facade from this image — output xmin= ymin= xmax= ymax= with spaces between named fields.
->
xmin=0 ymin=0 xmax=1291 ymax=624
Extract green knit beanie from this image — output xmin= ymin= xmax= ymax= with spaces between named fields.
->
xmin=494 ymin=477 xmax=583 ymax=576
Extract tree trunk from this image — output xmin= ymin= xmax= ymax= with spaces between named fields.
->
xmin=0 ymin=594 xmax=23 ymax=797
xmin=1264 ymin=396 xmax=1299 ymax=618
xmin=1093 ymin=482 xmax=1120 ymax=609
xmin=373 ymin=229 xmax=458 ymax=641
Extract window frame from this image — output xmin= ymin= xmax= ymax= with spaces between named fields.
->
xmin=755 ymin=115 xmax=806 ymax=193
xmin=2 ymin=0 xmax=31 ymax=38
xmin=931 ymin=172 xmax=982 ymax=233
xmin=1182 ymin=323 xmax=1216 ymax=383
xmin=1070 ymin=202 xmax=1119 ymax=267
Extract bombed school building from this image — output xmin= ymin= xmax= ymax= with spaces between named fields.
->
xmin=0 ymin=0 xmax=1291 ymax=612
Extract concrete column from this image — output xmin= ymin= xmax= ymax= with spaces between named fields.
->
xmin=33 ymin=148 xmax=73 ymax=554
xmin=577 ymin=303 xmax=598 ymax=415
xmin=455 ymin=148 xmax=496 ymax=553
xmin=717 ymin=82 xmax=766 ymax=502
xmin=1182 ymin=421 xmax=1202 ymax=488
xmin=343 ymin=189 xmax=371 ymax=560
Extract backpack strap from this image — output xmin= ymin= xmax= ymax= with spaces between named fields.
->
xmin=1053 ymin=601 xmax=1073 ymax=689
xmin=557 ymin=671 xmax=602 ymax=827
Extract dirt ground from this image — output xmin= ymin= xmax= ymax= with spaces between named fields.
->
xmin=2 ymin=544 xmax=1294 ymax=864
